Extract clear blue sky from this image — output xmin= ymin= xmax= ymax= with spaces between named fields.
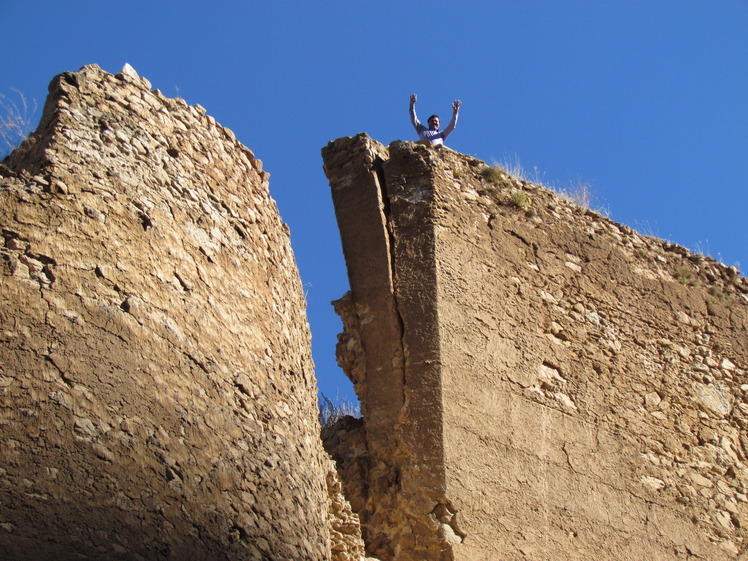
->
xmin=2 ymin=1 xmax=746 ymax=405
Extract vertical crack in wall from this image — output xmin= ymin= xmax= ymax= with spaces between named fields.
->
xmin=373 ymin=155 xmax=408 ymax=412
xmin=323 ymin=134 xmax=408 ymax=559
xmin=323 ymin=135 xmax=458 ymax=561
xmin=381 ymin=141 xmax=455 ymax=561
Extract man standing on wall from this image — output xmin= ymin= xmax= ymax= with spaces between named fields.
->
xmin=409 ymin=93 xmax=461 ymax=146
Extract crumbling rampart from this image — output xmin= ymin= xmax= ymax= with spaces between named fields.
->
xmin=3 ymin=63 xmax=746 ymax=561
xmin=0 ymin=65 xmax=335 ymax=560
xmin=323 ymin=134 xmax=748 ymax=561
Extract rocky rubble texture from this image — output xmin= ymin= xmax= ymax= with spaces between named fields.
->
xmin=0 ymin=64 xmax=331 ymax=560
xmin=323 ymin=133 xmax=748 ymax=561
xmin=327 ymin=458 xmax=367 ymax=561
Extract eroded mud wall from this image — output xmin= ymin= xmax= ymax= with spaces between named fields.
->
xmin=0 ymin=65 xmax=330 ymax=560
xmin=324 ymin=134 xmax=748 ymax=561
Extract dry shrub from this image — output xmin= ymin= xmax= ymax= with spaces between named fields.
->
xmin=0 ymin=89 xmax=37 ymax=160
xmin=319 ymin=391 xmax=361 ymax=428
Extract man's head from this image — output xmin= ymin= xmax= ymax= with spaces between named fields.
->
xmin=428 ymin=115 xmax=440 ymax=130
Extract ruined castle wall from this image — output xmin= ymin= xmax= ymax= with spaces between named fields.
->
xmin=0 ymin=65 xmax=330 ymax=560
xmin=324 ymin=134 xmax=748 ymax=561
xmin=427 ymin=145 xmax=748 ymax=561
xmin=324 ymin=135 xmax=453 ymax=561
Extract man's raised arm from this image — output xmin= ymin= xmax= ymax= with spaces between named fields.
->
xmin=441 ymin=99 xmax=461 ymax=139
xmin=409 ymin=93 xmax=424 ymax=133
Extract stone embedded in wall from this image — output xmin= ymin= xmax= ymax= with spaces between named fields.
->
xmin=323 ymin=133 xmax=748 ymax=561
xmin=0 ymin=64 xmax=331 ymax=560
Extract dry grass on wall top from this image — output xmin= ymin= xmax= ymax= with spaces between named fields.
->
xmin=319 ymin=392 xmax=361 ymax=428
xmin=482 ymin=159 xmax=601 ymax=216
xmin=0 ymin=90 xmax=37 ymax=160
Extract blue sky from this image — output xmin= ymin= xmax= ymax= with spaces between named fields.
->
xmin=2 ymin=1 xmax=746 ymax=405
